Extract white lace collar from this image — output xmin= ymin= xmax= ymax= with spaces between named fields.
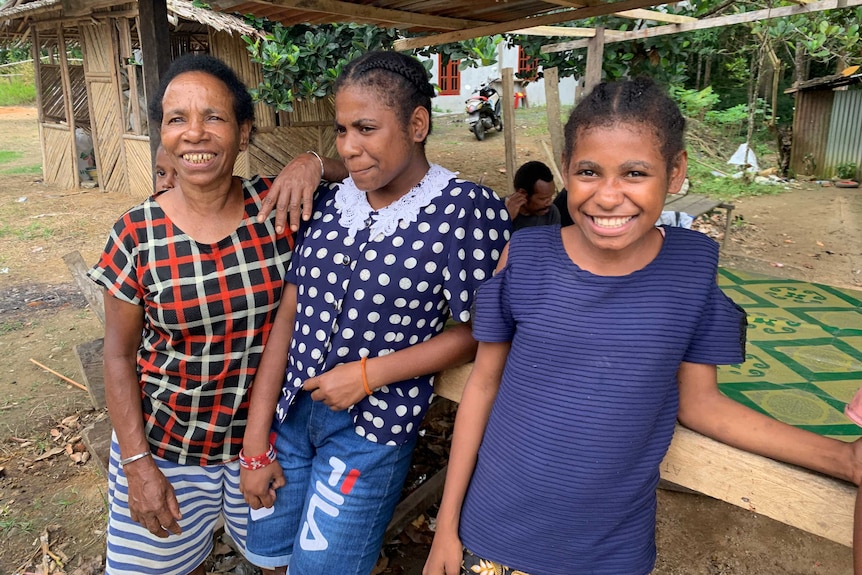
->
xmin=335 ymin=164 xmax=455 ymax=240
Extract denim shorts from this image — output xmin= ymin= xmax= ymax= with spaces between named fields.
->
xmin=105 ymin=434 xmax=248 ymax=575
xmin=245 ymin=391 xmax=417 ymax=574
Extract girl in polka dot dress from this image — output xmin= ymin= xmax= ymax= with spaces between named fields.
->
xmin=239 ymin=50 xmax=511 ymax=575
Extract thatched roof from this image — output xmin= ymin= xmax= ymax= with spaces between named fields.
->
xmin=0 ymin=0 xmax=260 ymax=40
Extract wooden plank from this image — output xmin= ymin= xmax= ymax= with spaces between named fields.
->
xmin=383 ymin=464 xmax=448 ymax=544
xmin=62 ymin=250 xmax=105 ymax=326
xmin=501 ymin=68 xmax=516 ymax=197
xmin=663 ymin=425 xmax=854 ymax=547
xmin=211 ymin=0 xmax=488 ymax=30
xmin=393 ymin=0 xmax=675 ymax=50
xmin=543 ymin=66 xmax=564 ymax=182
xmin=81 ymin=416 xmax=112 ymax=477
xmin=584 ymin=27 xmax=605 ymax=98
xmin=543 ymin=0 xmax=862 ymax=53
xmin=433 ymin=363 xmax=854 ymax=548
xmin=74 ymin=338 xmax=106 ymax=411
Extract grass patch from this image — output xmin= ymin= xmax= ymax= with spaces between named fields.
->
xmin=0 ymin=76 xmax=36 ymax=107
xmin=687 ymin=158 xmax=786 ymax=201
xmin=0 ymin=221 xmax=55 ymax=240
xmin=0 ymin=150 xmax=24 ymax=164
xmin=0 ymin=164 xmax=42 ymax=175
xmin=0 ymin=320 xmax=27 ymax=334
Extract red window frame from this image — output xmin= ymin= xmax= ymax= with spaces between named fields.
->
xmin=438 ymin=58 xmax=461 ymax=95
xmin=518 ymin=46 xmax=539 ymax=81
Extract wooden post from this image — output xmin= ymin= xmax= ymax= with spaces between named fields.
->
xmin=56 ymin=24 xmax=79 ymax=189
xmin=138 ymin=0 xmax=172 ymax=166
xmin=543 ymin=66 xmax=564 ymax=186
xmin=584 ymin=26 xmax=605 ymax=100
xmin=501 ymin=67 xmax=516 ymax=197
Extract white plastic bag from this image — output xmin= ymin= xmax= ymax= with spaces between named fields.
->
xmin=728 ymin=143 xmax=759 ymax=172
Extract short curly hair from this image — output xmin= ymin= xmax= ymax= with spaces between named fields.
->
xmin=514 ymin=161 xmax=554 ymax=198
xmin=148 ymin=53 xmax=255 ymax=129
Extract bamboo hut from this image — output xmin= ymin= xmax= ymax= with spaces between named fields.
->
xmin=0 ymin=0 xmax=336 ymax=197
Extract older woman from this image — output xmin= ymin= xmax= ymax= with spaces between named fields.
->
xmin=88 ymin=54 xmax=293 ymax=575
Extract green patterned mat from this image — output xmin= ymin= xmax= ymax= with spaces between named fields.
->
xmin=718 ymin=268 xmax=862 ymax=441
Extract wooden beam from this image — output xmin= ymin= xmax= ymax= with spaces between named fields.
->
xmin=543 ymin=0 xmax=862 ymax=53
xmin=614 ymin=8 xmax=696 ymax=23
xmin=61 ymin=0 xmax=125 ymax=17
xmin=393 ymin=0 xmax=680 ymax=51
xmin=432 ymin=363 xmax=854 ymax=548
xmin=138 ymin=0 xmax=172 ymax=166
xmin=584 ymin=26 xmax=605 ymax=96
xmin=512 ymin=25 xmax=625 ymax=39
xmin=541 ymin=2 xmax=696 ymax=23
xmin=502 ymin=68 xmax=516 ymax=198
xmin=63 ymin=250 xmax=106 ymax=326
xmin=543 ymin=66 xmax=564 ymax=185
xmin=208 ymin=0 xmax=489 ymax=30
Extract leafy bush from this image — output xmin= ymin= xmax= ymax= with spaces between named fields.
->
xmin=242 ymin=19 xmax=398 ymax=112
xmin=668 ymin=86 xmax=720 ymax=119
xmin=704 ymin=99 xmax=773 ymax=139
xmin=836 ymin=161 xmax=858 ymax=180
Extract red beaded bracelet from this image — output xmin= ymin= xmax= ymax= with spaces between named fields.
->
xmin=239 ymin=444 xmax=276 ymax=470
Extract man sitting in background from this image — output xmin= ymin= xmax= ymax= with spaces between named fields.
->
xmin=505 ymin=160 xmax=561 ymax=231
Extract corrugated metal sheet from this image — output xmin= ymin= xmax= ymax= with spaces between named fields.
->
xmin=789 ymin=90 xmax=833 ymax=178
xmin=823 ymin=87 xmax=862 ymax=180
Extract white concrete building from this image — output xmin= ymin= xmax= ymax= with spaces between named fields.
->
xmin=424 ymin=43 xmax=579 ymax=114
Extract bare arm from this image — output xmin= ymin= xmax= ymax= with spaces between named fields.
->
xmin=304 ymin=322 xmax=479 ymax=411
xmin=240 ymin=283 xmax=297 ymax=509
xmin=677 ymin=361 xmax=862 ymax=485
xmin=423 ymin=341 xmax=510 ymax=575
xmin=257 ymin=153 xmax=348 ymax=234
xmin=102 ymin=293 xmax=181 ymax=537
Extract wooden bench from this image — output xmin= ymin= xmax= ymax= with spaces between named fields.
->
xmin=663 ymin=192 xmax=735 ymax=250
xmin=385 ymin=363 xmax=855 ymax=547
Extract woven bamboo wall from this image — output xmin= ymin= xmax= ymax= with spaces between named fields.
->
xmin=41 ymin=124 xmax=76 ymax=189
xmin=124 ymin=137 xmax=154 ymax=199
xmin=249 ymin=125 xmax=337 ymax=177
xmin=209 ymin=30 xmax=275 ymax=131
xmin=80 ymin=21 xmax=127 ymax=194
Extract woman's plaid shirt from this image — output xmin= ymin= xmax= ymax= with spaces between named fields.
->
xmin=89 ymin=177 xmax=292 ymax=465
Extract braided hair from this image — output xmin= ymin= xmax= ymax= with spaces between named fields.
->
xmin=334 ymin=50 xmax=435 ymax=142
xmin=563 ymin=77 xmax=685 ymax=173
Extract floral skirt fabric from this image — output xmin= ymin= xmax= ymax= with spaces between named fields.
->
xmin=461 ymin=548 xmax=532 ymax=575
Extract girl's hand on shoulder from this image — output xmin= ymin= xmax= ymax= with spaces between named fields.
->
xmin=423 ymin=529 xmax=464 ymax=575
xmin=258 ymin=153 xmax=321 ymax=234
xmin=303 ymin=361 xmax=367 ymax=411
xmin=240 ymin=462 xmax=285 ymax=510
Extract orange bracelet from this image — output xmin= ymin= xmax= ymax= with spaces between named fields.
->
xmin=360 ymin=356 xmax=373 ymax=395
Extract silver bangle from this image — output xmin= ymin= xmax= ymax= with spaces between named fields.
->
xmin=306 ymin=150 xmax=325 ymax=180
xmin=119 ymin=451 xmax=151 ymax=467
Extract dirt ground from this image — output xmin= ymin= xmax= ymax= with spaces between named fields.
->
xmin=0 ymin=106 xmax=858 ymax=575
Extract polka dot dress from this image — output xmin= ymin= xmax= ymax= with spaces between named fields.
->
xmin=276 ymin=165 xmax=511 ymax=445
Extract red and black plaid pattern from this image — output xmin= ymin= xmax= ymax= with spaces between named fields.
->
xmin=89 ymin=177 xmax=292 ymax=465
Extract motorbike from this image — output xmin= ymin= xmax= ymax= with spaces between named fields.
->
xmin=464 ymin=82 xmax=502 ymax=141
